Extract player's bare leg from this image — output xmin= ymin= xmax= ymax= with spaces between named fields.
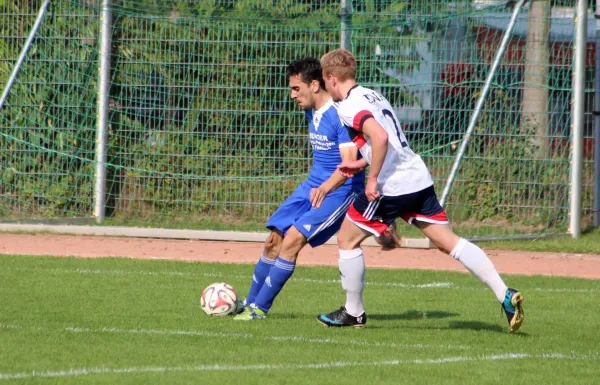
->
xmin=415 ymin=221 xmax=524 ymax=332
xmin=337 ymin=216 xmax=373 ymax=250
xmin=278 ymin=226 xmax=308 ymax=263
xmin=317 ymin=217 xmax=371 ymax=327
xmin=264 ymin=230 xmax=284 ymax=259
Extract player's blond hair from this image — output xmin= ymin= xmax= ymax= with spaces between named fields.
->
xmin=320 ymin=48 xmax=356 ymax=81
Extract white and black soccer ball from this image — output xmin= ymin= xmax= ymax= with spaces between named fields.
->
xmin=200 ymin=282 xmax=238 ymax=316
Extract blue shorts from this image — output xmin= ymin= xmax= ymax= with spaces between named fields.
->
xmin=266 ymin=183 xmax=358 ymax=247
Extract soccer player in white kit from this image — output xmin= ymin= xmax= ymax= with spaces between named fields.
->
xmin=315 ymin=49 xmax=524 ymax=332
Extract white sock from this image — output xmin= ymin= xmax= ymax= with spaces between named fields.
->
xmin=450 ymin=238 xmax=508 ymax=302
xmin=339 ymin=248 xmax=365 ymax=317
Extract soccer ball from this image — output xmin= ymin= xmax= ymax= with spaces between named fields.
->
xmin=200 ymin=282 xmax=238 ymax=316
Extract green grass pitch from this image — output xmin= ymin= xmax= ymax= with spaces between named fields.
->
xmin=0 ymin=255 xmax=598 ymax=384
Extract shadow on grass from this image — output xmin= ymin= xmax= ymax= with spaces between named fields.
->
xmin=370 ymin=310 xmax=459 ymax=321
xmin=271 ymin=312 xmax=306 ymax=320
xmin=446 ymin=320 xmax=505 ymax=332
xmin=446 ymin=320 xmax=530 ymax=336
xmin=270 ymin=311 xmax=529 ymax=336
xmin=365 ymin=316 xmax=530 ymax=336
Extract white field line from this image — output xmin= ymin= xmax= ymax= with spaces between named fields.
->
xmin=0 ymin=323 xmax=471 ymax=350
xmin=63 ymin=325 xmax=470 ymax=350
xmin=67 ymin=327 xmax=254 ymax=339
xmin=0 ymin=266 xmax=453 ymax=289
xmin=1 ymin=352 xmax=598 ymax=380
xmin=533 ymin=288 xmax=600 ymax=293
xmin=0 ymin=325 xmax=21 ymax=330
xmin=2 ymin=266 xmax=599 ymax=293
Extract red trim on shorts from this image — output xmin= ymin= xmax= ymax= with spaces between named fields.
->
xmin=353 ymin=110 xmax=373 ymax=131
xmin=400 ymin=210 xmax=449 ymax=224
xmin=347 ymin=204 xmax=388 ymax=236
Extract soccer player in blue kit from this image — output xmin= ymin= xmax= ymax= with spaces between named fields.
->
xmin=235 ymin=58 xmax=365 ymax=321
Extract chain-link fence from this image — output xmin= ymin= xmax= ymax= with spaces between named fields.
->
xmin=0 ymin=0 xmax=597 ymax=237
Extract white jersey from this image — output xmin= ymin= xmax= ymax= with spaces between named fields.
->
xmin=336 ymin=85 xmax=433 ymax=196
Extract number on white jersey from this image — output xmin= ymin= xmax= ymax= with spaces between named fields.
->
xmin=381 ymin=109 xmax=408 ymax=148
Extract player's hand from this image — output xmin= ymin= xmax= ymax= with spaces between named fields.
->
xmin=337 ymin=160 xmax=366 ymax=178
xmin=375 ymin=222 xmax=402 ymax=249
xmin=338 ymin=168 xmax=358 ymax=178
xmin=310 ymin=186 xmax=328 ymax=208
xmin=365 ymin=177 xmax=380 ymax=201
xmin=338 ymin=167 xmax=359 ymax=178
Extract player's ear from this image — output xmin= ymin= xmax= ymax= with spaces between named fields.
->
xmin=311 ymin=80 xmax=320 ymax=93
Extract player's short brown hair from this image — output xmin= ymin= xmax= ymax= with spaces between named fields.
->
xmin=320 ymin=48 xmax=356 ymax=81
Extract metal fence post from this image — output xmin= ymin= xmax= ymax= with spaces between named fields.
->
xmin=94 ymin=0 xmax=112 ymax=223
xmin=0 ymin=0 xmax=50 ymax=111
xmin=570 ymin=0 xmax=588 ymax=238
xmin=340 ymin=0 xmax=352 ymax=50
xmin=594 ymin=0 xmax=600 ymax=227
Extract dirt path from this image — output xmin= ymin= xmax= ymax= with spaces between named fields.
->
xmin=1 ymin=233 xmax=599 ymax=279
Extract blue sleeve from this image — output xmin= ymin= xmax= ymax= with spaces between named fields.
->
xmin=335 ymin=115 xmax=353 ymax=146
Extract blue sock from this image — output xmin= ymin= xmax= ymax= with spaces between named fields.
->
xmin=246 ymin=254 xmax=275 ymax=305
xmin=254 ymin=257 xmax=296 ymax=313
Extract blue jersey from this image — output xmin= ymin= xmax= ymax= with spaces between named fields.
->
xmin=304 ymin=99 xmax=365 ymax=188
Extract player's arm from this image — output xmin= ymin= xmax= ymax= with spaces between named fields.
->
xmin=325 ymin=144 xmax=358 ymax=191
xmin=337 ymin=157 xmax=368 ymax=178
xmin=310 ymin=145 xmax=357 ymax=208
xmin=361 ymin=117 xmax=388 ymax=201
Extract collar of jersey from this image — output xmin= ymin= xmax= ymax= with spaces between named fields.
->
xmin=314 ymin=98 xmax=334 ymax=115
xmin=345 ymin=84 xmax=360 ymax=99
